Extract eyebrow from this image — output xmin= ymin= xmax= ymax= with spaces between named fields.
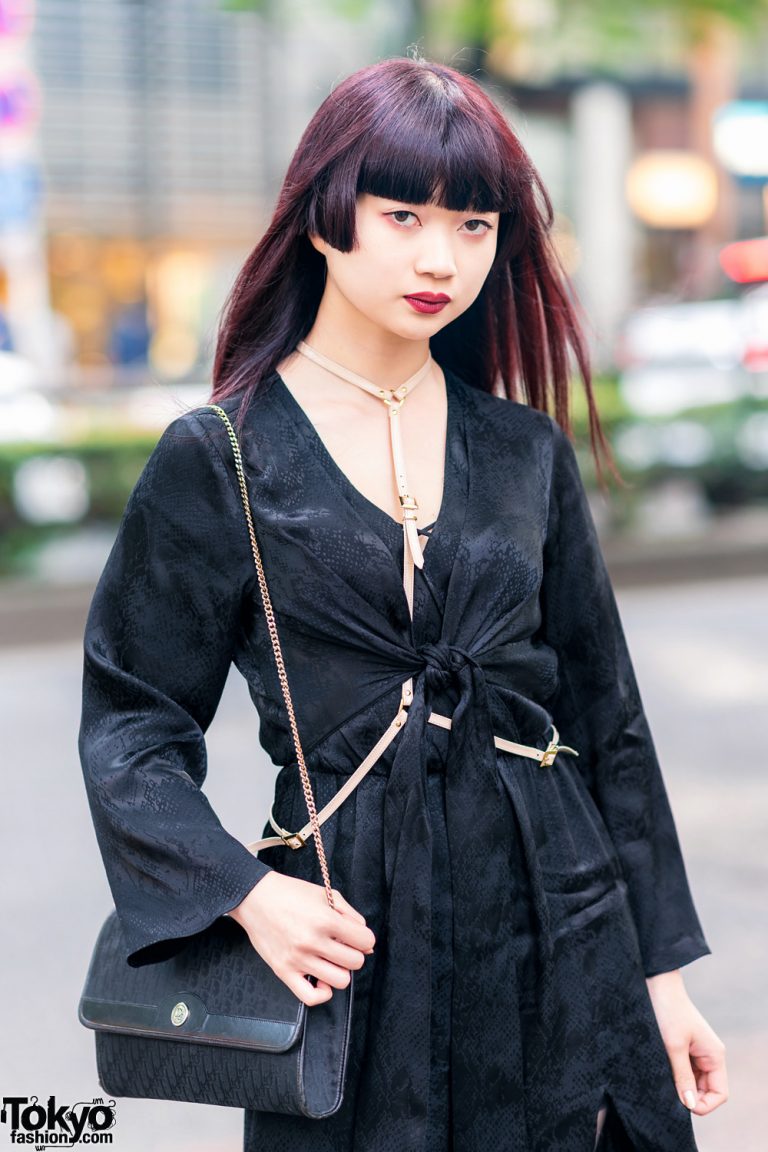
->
xmin=386 ymin=200 xmax=498 ymax=216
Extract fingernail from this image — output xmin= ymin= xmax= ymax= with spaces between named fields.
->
xmin=683 ymin=1090 xmax=696 ymax=1110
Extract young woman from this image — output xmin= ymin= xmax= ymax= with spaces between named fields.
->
xmin=79 ymin=55 xmax=727 ymax=1152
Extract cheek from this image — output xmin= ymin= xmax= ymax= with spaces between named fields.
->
xmin=328 ymin=244 xmax=401 ymax=300
xmin=459 ymin=247 xmax=496 ymax=301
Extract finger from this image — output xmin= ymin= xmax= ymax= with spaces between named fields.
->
xmin=665 ymin=1039 xmax=698 ymax=1110
xmin=321 ymin=936 xmax=370 ymax=970
xmin=324 ymin=905 xmax=376 ymax=953
xmin=691 ymin=1055 xmax=729 ymax=1114
xmin=691 ymin=1089 xmax=729 ymax=1115
xmin=286 ymin=971 xmax=333 ymax=1007
xmin=305 ymin=955 xmax=353 ymax=991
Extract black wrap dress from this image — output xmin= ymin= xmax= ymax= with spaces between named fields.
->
xmin=78 ymin=366 xmax=711 ymax=1152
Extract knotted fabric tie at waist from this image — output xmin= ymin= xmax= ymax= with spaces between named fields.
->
xmin=413 ymin=640 xmax=556 ymax=995
xmin=351 ymin=638 xmax=560 ymax=1150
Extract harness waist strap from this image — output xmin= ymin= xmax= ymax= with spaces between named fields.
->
xmin=246 ymin=693 xmax=578 ymax=855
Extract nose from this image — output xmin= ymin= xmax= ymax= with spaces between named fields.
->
xmin=413 ymin=228 xmax=457 ymax=280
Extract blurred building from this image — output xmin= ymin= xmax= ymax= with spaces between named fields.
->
xmin=440 ymin=2 xmax=768 ymax=370
xmin=6 ymin=1 xmax=768 ymax=381
xmin=26 ymin=0 xmax=404 ymax=382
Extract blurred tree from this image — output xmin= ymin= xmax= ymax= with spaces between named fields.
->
xmin=218 ymin=0 xmax=767 ymax=65
xmin=545 ymin=2 xmax=768 ymax=295
xmin=573 ymin=0 xmax=767 ymax=36
xmin=219 ymin=0 xmax=375 ymax=17
xmin=419 ymin=0 xmax=768 ymax=62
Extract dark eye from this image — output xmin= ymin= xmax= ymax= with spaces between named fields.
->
xmin=387 ymin=210 xmax=418 ymax=227
xmin=463 ymin=219 xmax=493 ymax=234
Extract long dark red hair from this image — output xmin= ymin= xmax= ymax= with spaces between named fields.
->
xmin=211 ymin=55 xmax=618 ymax=485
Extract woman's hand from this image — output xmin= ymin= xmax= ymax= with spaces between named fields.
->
xmin=646 ymin=969 xmax=728 ymax=1117
xmin=227 ymin=871 xmax=376 ymax=1007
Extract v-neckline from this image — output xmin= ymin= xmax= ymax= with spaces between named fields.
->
xmin=271 ymin=363 xmax=458 ymax=559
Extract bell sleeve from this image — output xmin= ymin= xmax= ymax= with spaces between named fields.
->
xmin=78 ymin=409 xmax=273 ymax=968
xmin=538 ymin=418 xmax=711 ymax=977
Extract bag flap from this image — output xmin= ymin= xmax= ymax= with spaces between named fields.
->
xmin=78 ymin=910 xmax=305 ymax=1052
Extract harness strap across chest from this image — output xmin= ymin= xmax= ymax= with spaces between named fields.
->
xmin=245 ymin=344 xmax=577 ymax=855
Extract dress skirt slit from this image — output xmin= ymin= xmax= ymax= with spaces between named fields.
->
xmin=425 ymin=742 xmax=454 ymax=1149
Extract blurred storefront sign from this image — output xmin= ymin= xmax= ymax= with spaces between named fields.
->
xmin=713 ymin=101 xmax=768 ymax=181
xmin=625 ymin=150 xmax=718 ymax=229
xmin=719 ymin=237 xmax=768 ymax=284
xmin=0 ymin=158 xmax=42 ymax=230
xmin=0 ymin=0 xmax=60 ymax=381
xmin=712 ymin=104 xmax=768 ymax=288
xmin=0 ymin=0 xmax=34 ymax=41
xmin=0 ymin=64 xmax=40 ymax=134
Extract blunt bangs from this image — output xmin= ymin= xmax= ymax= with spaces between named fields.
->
xmin=306 ymin=63 xmax=526 ymax=251
xmin=356 ymin=96 xmax=514 ymax=216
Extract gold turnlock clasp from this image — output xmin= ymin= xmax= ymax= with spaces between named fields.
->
xmin=379 ymin=384 xmax=408 ymax=409
xmin=539 ymin=739 xmax=580 ymax=768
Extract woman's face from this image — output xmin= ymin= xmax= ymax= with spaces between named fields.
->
xmin=309 ymin=192 xmax=500 ymax=343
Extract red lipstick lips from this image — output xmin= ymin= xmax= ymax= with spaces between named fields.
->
xmin=405 ymin=292 xmax=451 ymax=315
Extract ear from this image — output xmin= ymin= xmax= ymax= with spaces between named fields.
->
xmin=307 ymin=232 xmax=326 ymax=256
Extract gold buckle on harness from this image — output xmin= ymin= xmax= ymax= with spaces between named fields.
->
xmin=278 ymin=828 xmax=306 ymax=850
xmin=399 ymin=493 xmax=419 ymax=520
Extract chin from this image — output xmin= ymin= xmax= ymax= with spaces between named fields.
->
xmin=368 ymin=317 xmax=429 ymax=342
xmin=398 ymin=311 xmax=455 ymax=337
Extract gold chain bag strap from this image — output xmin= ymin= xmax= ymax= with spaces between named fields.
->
xmin=77 ymin=403 xmax=354 ymax=1119
xmin=202 ymin=404 xmax=336 ymax=911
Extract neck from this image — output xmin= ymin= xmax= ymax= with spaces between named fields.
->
xmin=305 ymin=297 xmax=431 ymax=388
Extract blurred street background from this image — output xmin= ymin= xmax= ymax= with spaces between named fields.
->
xmin=1 ymin=1 xmax=767 ymax=1149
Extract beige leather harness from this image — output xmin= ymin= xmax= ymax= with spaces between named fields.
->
xmin=246 ymin=344 xmax=577 ymax=855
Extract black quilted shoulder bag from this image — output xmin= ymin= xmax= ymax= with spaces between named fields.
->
xmin=78 ymin=404 xmax=354 ymax=1118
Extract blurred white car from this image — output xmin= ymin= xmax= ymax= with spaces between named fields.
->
xmin=615 ymin=285 xmax=768 ymax=416
xmin=0 ymin=350 xmax=40 ymax=392
xmin=0 ymin=351 xmax=57 ymax=441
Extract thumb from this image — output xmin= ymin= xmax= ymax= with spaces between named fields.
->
xmin=668 ymin=1041 xmax=698 ymax=1111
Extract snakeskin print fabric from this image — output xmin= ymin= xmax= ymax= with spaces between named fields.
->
xmin=79 ymin=367 xmax=711 ymax=1150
